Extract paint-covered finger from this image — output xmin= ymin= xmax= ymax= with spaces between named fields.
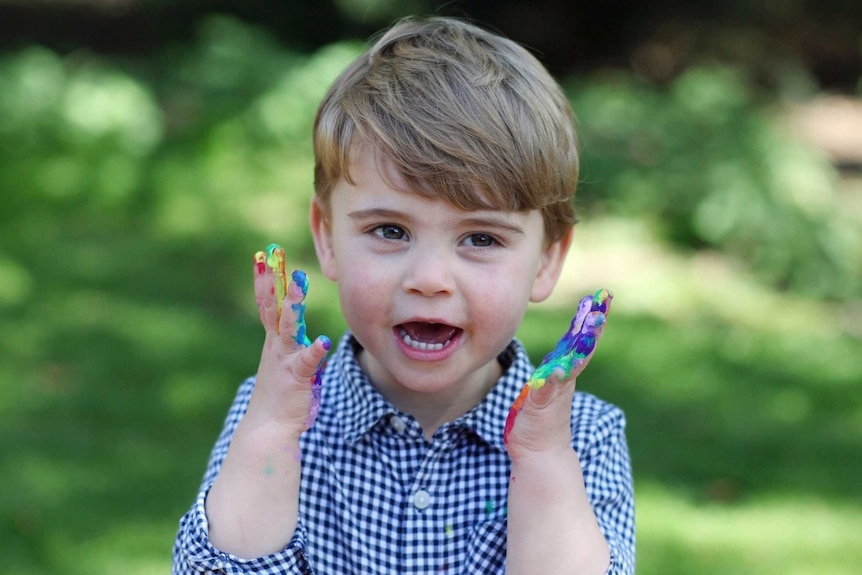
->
xmin=552 ymin=288 xmax=611 ymax=358
xmin=265 ymin=244 xmax=288 ymax=332
xmin=565 ymin=289 xmax=612 ymax=368
xmin=253 ymin=249 xmax=279 ymax=331
xmin=566 ymin=294 xmax=595 ymax=347
xmin=576 ymin=311 xmax=607 ymax=353
xmin=296 ymin=335 xmax=331 ymax=428
xmin=533 ymin=294 xmax=593 ymax=374
xmin=527 ymin=289 xmax=612 ymax=385
xmin=278 ymin=269 xmax=314 ymax=349
xmin=503 ymin=383 xmax=530 ymax=444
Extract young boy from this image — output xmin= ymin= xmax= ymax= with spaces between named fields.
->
xmin=173 ymin=16 xmax=634 ymax=574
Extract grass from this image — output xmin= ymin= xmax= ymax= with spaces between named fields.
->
xmin=1 ymin=215 xmax=860 ymax=574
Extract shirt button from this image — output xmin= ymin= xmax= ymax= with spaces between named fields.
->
xmin=390 ymin=415 xmax=407 ymax=433
xmin=413 ymin=489 xmax=431 ymax=510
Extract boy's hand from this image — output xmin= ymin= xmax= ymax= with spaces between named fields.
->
xmin=249 ymin=244 xmax=330 ymax=435
xmin=503 ymin=290 xmax=612 ymax=458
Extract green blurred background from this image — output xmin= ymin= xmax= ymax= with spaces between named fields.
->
xmin=1 ymin=1 xmax=860 ymax=573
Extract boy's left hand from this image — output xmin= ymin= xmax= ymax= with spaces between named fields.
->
xmin=503 ymin=290 xmax=612 ymax=459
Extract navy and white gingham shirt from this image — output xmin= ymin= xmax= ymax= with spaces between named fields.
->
xmin=173 ymin=333 xmax=635 ymax=574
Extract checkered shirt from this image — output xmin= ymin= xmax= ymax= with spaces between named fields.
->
xmin=173 ymin=333 xmax=635 ymax=574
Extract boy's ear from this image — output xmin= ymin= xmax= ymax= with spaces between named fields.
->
xmin=529 ymin=227 xmax=574 ymax=303
xmin=309 ymin=197 xmax=337 ymax=281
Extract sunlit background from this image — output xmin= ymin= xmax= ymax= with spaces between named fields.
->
xmin=1 ymin=1 xmax=860 ymax=573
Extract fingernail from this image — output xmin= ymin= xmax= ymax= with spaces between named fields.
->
xmin=592 ymin=289 xmax=613 ymax=314
xmin=319 ymin=335 xmax=331 ymax=351
xmin=266 ymin=244 xmax=285 ymax=272
xmin=254 ymin=251 xmax=266 ymax=275
xmin=291 ymin=269 xmax=309 ymax=297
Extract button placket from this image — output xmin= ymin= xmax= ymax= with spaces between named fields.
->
xmin=408 ymin=430 xmax=454 ymax=513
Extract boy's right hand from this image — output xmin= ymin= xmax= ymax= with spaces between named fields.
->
xmin=248 ymin=244 xmax=330 ymax=436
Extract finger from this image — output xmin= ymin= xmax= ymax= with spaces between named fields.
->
xmin=291 ymin=334 xmax=331 ymax=379
xmin=565 ymin=294 xmax=595 ymax=348
xmin=572 ymin=311 xmax=607 ymax=361
xmin=253 ymin=250 xmax=279 ymax=332
xmin=265 ymin=244 xmax=288 ymax=332
xmin=563 ymin=296 xmax=611 ymax=380
xmin=548 ymin=288 xmax=611 ymax=359
xmin=295 ymin=335 xmax=331 ymax=428
xmin=504 ymin=383 xmax=530 ymax=444
xmin=279 ymin=269 xmax=313 ymax=349
xmin=530 ymin=289 xmax=613 ymax=386
xmin=571 ymin=288 xmax=613 ymax=356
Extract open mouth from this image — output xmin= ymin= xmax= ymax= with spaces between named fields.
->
xmin=397 ymin=322 xmax=461 ymax=351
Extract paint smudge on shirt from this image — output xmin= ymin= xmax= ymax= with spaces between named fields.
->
xmin=484 ymin=499 xmax=507 ymax=519
xmin=503 ymin=289 xmax=613 ymax=444
xmin=444 ymin=522 xmax=454 ymax=537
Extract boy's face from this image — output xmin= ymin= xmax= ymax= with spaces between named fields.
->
xmin=310 ymin=145 xmax=571 ymax=409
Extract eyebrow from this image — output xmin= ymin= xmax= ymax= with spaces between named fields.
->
xmin=348 ymin=208 xmax=409 ymax=222
xmin=458 ymin=216 xmax=525 ymax=235
xmin=347 ymin=208 xmax=525 ymax=235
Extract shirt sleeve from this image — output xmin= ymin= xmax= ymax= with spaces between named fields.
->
xmin=171 ymin=377 xmax=315 ymax=574
xmin=572 ymin=395 xmax=636 ymax=575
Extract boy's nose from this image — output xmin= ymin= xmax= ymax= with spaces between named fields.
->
xmin=401 ymin=247 xmax=456 ymax=297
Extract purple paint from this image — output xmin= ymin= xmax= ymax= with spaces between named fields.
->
xmin=503 ymin=289 xmax=612 ymax=444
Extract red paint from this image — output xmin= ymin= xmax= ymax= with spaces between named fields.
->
xmin=503 ymin=383 xmax=530 ymax=444
xmin=256 ymin=261 xmax=266 ymax=275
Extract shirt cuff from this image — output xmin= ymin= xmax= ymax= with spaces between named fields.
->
xmin=175 ymin=483 xmax=312 ymax=574
xmin=603 ymin=546 xmax=634 ymax=575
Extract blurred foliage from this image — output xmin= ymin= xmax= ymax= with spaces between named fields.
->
xmin=0 ymin=13 xmax=860 ymax=575
xmin=2 ymin=15 xmax=857 ymax=304
xmin=569 ymin=68 xmax=861 ymax=301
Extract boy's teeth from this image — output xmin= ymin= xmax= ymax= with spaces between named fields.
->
xmin=400 ymin=329 xmax=451 ymax=351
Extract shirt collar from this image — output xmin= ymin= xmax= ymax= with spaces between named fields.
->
xmin=328 ymin=333 xmax=399 ymax=444
xmin=456 ymin=339 xmax=534 ymax=453
xmin=326 ymin=333 xmax=534 ymax=451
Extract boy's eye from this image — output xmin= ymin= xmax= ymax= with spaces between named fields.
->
xmin=463 ymin=233 xmax=497 ymax=247
xmin=373 ymin=225 xmax=407 ymax=241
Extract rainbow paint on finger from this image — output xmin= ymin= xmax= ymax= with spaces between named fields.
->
xmin=266 ymin=244 xmax=289 ymax=329
xmin=503 ymin=289 xmax=612 ymax=444
xmin=290 ymin=269 xmax=311 ymax=348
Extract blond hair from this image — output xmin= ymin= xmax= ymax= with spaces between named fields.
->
xmin=313 ymin=16 xmax=579 ymax=243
